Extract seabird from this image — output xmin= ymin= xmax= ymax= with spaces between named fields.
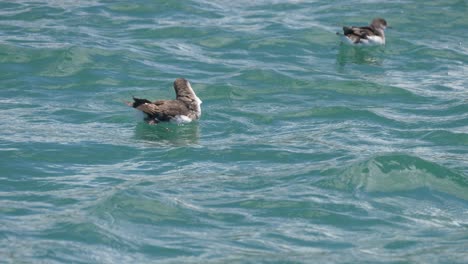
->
xmin=127 ymin=78 xmax=202 ymax=125
xmin=337 ymin=18 xmax=388 ymax=45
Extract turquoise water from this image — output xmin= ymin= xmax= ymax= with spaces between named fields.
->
xmin=1 ymin=1 xmax=467 ymax=263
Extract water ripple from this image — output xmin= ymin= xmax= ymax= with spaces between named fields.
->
xmin=1 ymin=0 xmax=467 ymax=263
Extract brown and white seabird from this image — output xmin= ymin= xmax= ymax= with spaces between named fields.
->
xmin=337 ymin=18 xmax=388 ymax=45
xmin=127 ymin=78 xmax=202 ymax=125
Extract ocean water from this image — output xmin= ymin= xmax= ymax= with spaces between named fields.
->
xmin=1 ymin=0 xmax=467 ymax=263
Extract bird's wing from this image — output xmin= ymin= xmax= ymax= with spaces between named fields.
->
xmin=136 ymin=100 xmax=190 ymax=121
xmin=135 ymin=102 xmax=161 ymax=116
xmin=152 ymin=100 xmax=166 ymax=105
xmin=344 ymin=26 xmax=375 ymax=39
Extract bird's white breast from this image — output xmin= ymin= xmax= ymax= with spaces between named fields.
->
xmin=365 ymin=36 xmax=385 ymax=45
xmin=171 ymin=115 xmax=193 ymax=124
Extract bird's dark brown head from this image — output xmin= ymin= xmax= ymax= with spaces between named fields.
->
xmin=371 ymin=18 xmax=388 ymax=30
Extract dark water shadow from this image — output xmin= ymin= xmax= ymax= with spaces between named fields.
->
xmin=336 ymin=43 xmax=386 ymax=69
xmin=134 ymin=122 xmax=200 ymax=146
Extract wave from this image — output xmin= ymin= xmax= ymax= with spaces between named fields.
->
xmin=319 ymin=154 xmax=468 ymax=200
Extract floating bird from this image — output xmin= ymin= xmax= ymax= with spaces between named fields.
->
xmin=127 ymin=78 xmax=202 ymax=125
xmin=337 ymin=18 xmax=388 ymax=45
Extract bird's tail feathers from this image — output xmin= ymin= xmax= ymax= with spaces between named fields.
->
xmin=130 ymin=96 xmax=152 ymax=108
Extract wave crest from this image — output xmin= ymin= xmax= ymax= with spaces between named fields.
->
xmin=319 ymin=154 xmax=468 ymax=200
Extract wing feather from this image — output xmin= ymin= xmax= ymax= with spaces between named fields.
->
xmin=136 ymin=100 xmax=190 ymax=121
xmin=343 ymin=26 xmax=375 ymax=39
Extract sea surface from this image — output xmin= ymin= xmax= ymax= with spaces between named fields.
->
xmin=1 ymin=1 xmax=467 ymax=263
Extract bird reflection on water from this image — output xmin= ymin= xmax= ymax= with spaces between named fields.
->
xmin=336 ymin=44 xmax=386 ymax=67
xmin=134 ymin=122 xmax=200 ymax=146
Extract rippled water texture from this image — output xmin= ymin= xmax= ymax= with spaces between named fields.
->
xmin=1 ymin=1 xmax=467 ymax=263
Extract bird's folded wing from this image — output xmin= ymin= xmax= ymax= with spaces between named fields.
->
xmin=136 ymin=103 xmax=160 ymax=115
xmin=136 ymin=100 xmax=190 ymax=118
xmin=343 ymin=26 xmax=374 ymax=38
xmin=352 ymin=26 xmax=375 ymax=38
